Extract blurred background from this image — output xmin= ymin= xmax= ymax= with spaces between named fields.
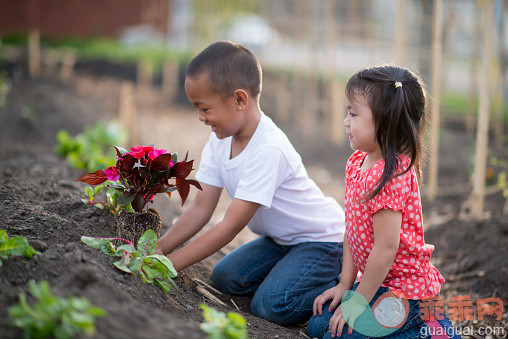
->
xmin=1 ymin=1 xmax=507 ymax=331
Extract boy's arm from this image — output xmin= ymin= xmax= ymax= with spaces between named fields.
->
xmin=157 ymin=183 xmax=222 ymax=255
xmin=168 ymin=198 xmax=259 ymax=271
xmin=354 ymin=208 xmax=401 ymax=303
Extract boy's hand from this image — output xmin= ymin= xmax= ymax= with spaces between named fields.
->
xmin=154 ymin=244 xmax=164 ymax=255
xmin=312 ymin=283 xmax=347 ymax=316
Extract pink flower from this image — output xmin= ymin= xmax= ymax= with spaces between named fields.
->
xmin=105 ymin=166 xmax=120 ymax=181
xmin=148 ymin=148 xmax=167 ymax=161
xmin=140 ymin=145 xmax=153 ymax=153
xmin=129 ymin=150 xmax=145 ymax=158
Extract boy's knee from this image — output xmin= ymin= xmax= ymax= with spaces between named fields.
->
xmin=307 ymin=314 xmax=328 ymax=339
xmin=211 ymin=262 xmax=252 ymax=296
xmin=250 ymin=292 xmax=310 ymax=326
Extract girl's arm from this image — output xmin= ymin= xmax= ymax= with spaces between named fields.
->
xmin=328 ymin=209 xmax=401 ymax=337
xmin=156 ymin=183 xmax=222 ymax=255
xmin=167 ymin=198 xmax=259 ymax=271
xmin=355 ymin=208 xmax=401 ymax=303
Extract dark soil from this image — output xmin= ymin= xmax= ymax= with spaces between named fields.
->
xmin=0 ymin=72 xmax=506 ymax=338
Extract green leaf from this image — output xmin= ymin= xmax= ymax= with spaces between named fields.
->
xmin=127 ymin=255 xmax=143 ymax=272
xmin=148 ymin=254 xmax=177 ymax=278
xmin=0 ymin=232 xmax=40 ymax=261
xmin=94 ymin=203 xmax=105 ymax=210
xmin=8 ymin=280 xmax=105 ymax=338
xmin=117 ymin=192 xmax=136 ymax=205
xmin=115 ymin=244 xmax=136 ymax=256
xmin=93 ymin=185 xmax=105 ymax=195
xmin=84 ymin=186 xmax=94 ymax=198
xmin=80 ymin=237 xmax=116 ymax=257
xmin=137 ymin=230 xmax=157 ymax=255
xmin=114 ymin=259 xmax=132 ymax=273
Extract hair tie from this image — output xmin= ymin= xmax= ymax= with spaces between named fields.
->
xmin=395 ymin=81 xmax=402 ymax=88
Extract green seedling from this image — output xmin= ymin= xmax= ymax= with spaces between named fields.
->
xmin=81 ymin=230 xmax=177 ymax=293
xmin=8 ymin=280 xmax=106 ymax=339
xmin=0 ymin=230 xmax=39 ymax=266
xmin=200 ymin=303 xmax=248 ymax=339
xmin=82 ymin=183 xmax=133 ymax=216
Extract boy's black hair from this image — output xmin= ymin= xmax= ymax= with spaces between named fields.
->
xmin=186 ymin=41 xmax=262 ymax=100
xmin=346 ymin=65 xmax=427 ymax=201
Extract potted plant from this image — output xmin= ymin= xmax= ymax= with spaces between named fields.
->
xmin=77 ymin=145 xmax=201 ymax=246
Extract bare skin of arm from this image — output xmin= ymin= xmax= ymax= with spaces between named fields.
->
xmin=167 ymin=198 xmax=259 ymax=271
xmin=331 ymin=208 xmax=402 ymax=336
xmin=156 ymin=183 xmax=223 ymax=256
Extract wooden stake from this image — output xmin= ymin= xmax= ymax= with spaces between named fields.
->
xmin=28 ymin=29 xmax=41 ymax=79
xmin=426 ymin=0 xmax=444 ymax=202
xmin=137 ymin=57 xmax=153 ymax=88
xmin=302 ymin=75 xmax=318 ymax=140
xmin=470 ymin=0 xmax=495 ymax=218
xmin=466 ymin=7 xmax=480 ymax=133
xmin=119 ymin=82 xmax=139 ymax=146
xmin=396 ymin=0 xmax=406 ymax=65
xmin=276 ymin=73 xmax=290 ymax=124
xmin=60 ymin=49 xmax=76 ymax=82
xmin=493 ymin=2 xmax=505 ymax=150
xmin=162 ymin=61 xmax=178 ymax=99
xmin=330 ymin=78 xmax=345 ymax=146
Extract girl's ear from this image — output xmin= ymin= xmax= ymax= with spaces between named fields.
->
xmin=233 ymin=89 xmax=249 ymax=109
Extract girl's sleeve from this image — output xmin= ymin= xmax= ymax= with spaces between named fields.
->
xmin=367 ymin=162 xmax=412 ymax=214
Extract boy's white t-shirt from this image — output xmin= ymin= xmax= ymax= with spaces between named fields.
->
xmin=195 ymin=112 xmax=345 ymax=245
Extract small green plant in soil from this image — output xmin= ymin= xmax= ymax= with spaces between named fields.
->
xmin=81 ymin=229 xmax=177 ymax=293
xmin=8 ymin=280 xmax=106 ymax=339
xmin=82 ymin=182 xmax=134 ymax=216
xmin=0 ymin=230 xmax=39 ymax=266
xmin=200 ymin=303 xmax=248 ymax=339
xmin=56 ymin=120 xmax=126 ymax=172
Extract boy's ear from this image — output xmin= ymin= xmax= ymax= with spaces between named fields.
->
xmin=233 ymin=89 xmax=249 ymax=109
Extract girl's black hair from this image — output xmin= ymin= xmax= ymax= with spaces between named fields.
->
xmin=346 ymin=65 xmax=427 ymax=201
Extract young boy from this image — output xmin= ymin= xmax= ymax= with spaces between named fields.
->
xmin=156 ymin=41 xmax=345 ymax=326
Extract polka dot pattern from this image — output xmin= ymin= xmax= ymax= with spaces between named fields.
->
xmin=344 ymin=151 xmax=444 ymax=300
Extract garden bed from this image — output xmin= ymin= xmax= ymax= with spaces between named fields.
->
xmin=0 ymin=73 xmax=506 ymax=338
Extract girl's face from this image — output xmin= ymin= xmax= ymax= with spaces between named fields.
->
xmin=185 ymin=73 xmax=243 ymax=140
xmin=344 ymin=93 xmax=380 ymax=155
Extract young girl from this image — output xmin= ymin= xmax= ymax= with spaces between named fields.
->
xmin=308 ymin=65 xmax=450 ymax=338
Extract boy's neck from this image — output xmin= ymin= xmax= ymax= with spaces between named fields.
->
xmin=230 ymin=104 xmax=261 ymax=158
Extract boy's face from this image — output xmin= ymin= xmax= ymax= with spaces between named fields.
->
xmin=185 ymin=73 xmax=243 ymax=139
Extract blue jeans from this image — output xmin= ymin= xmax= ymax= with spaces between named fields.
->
xmin=307 ymin=284 xmax=429 ymax=339
xmin=211 ymin=236 xmax=343 ymax=326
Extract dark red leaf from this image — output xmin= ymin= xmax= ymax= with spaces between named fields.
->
xmin=113 ymin=145 xmax=129 ymax=158
xmin=176 ymin=178 xmax=190 ymax=206
xmin=151 ymin=153 xmax=173 ymax=172
xmin=119 ymin=154 xmax=136 ymax=173
xmin=173 ymin=160 xmax=194 ymax=179
xmin=76 ymin=170 xmax=108 ymax=185
xmin=186 ymin=179 xmax=202 ymax=191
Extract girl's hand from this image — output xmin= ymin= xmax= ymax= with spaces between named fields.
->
xmin=312 ymin=283 xmax=347 ymax=316
xmin=330 ymin=291 xmax=369 ymax=337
